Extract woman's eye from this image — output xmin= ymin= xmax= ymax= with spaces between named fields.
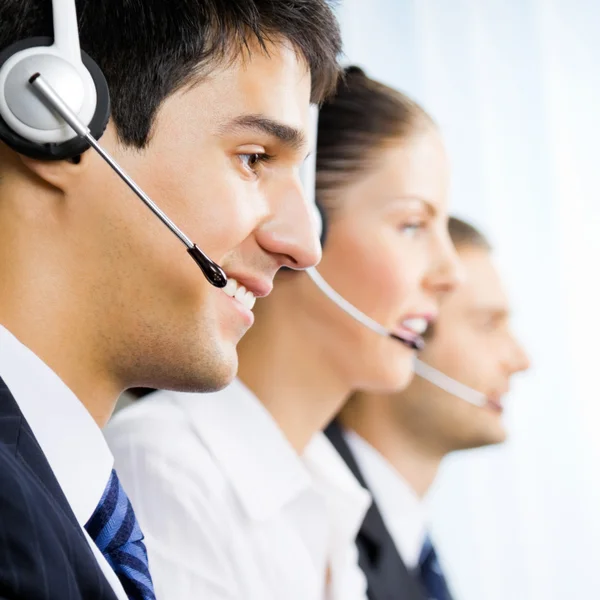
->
xmin=399 ymin=222 xmax=425 ymax=236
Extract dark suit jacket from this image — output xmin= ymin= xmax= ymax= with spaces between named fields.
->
xmin=326 ymin=420 xmax=428 ymax=600
xmin=0 ymin=376 xmax=118 ymax=600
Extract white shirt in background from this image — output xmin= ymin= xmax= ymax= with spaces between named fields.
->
xmin=0 ymin=325 xmax=127 ymax=600
xmin=105 ymin=379 xmax=371 ymax=600
xmin=344 ymin=429 xmax=428 ymax=571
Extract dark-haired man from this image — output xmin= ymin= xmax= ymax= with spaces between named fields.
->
xmin=0 ymin=1 xmax=341 ymax=598
xmin=327 ymin=218 xmax=530 ymax=600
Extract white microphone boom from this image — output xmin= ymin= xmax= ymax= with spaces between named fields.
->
xmin=306 ymin=267 xmax=487 ymax=407
xmin=413 ymin=359 xmax=486 ymax=407
xmin=306 ymin=267 xmax=391 ymax=338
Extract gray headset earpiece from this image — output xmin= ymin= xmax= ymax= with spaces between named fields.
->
xmin=0 ymin=0 xmax=98 ymax=147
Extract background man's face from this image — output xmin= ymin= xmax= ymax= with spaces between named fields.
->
xmin=394 ymin=246 xmax=530 ymax=451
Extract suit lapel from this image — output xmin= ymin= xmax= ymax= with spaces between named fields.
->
xmin=0 ymin=376 xmax=81 ymax=523
xmin=0 ymin=377 xmax=25 ymax=454
xmin=0 ymin=377 xmax=120 ymax=599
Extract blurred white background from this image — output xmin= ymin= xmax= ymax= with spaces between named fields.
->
xmin=336 ymin=1 xmax=600 ymax=599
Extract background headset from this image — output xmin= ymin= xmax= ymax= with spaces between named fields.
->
xmin=0 ymin=0 xmax=227 ymax=288
xmin=302 ymin=104 xmax=487 ymax=407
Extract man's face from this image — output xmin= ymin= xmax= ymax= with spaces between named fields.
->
xmin=395 ymin=247 xmax=530 ymax=451
xmin=66 ymin=39 xmax=320 ymax=393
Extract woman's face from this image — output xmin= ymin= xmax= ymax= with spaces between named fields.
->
xmin=303 ymin=126 xmax=462 ymax=392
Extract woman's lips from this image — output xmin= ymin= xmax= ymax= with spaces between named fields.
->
xmin=390 ymin=331 xmax=424 ymax=351
xmin=393 ymin=326 xmax=423 ymax=343
xmin=390 ymin=325 xmax=425 ymax=351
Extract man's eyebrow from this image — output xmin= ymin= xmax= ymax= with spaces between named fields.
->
xmin=218 ymin=114 xmax=306 ymax=151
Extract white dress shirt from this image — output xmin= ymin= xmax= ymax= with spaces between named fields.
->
xmin=344 ymin=430 xmax=428 ymax=571
xmin=105 ymin=379 xmax=371 ymax=600
xmin=0 ymin=325 xmax=127 ymax=600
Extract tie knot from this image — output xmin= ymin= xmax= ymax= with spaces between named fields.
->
xmin=419 ymin=535 xmax=436 ymax=567
xmin=418 ymin=535 xmax=452 ymax=600
xmin=86 ymin=469 xmax=144 ymax=553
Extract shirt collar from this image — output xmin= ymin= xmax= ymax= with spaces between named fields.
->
xmin=345 ymin=429 xmax=428 ymax=569
xmin=304 ymin=433 xmax=372 ymax=548
xmin=167 ymin=378 xmax=370 ymax=529
xmin=0 ymin=325 xmax=114 ymax=525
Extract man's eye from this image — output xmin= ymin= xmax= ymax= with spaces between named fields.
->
xmin=239 ymin=153 xmax=271 ymax=172
xmin=480 ymin=318 xmax=500 ymax=332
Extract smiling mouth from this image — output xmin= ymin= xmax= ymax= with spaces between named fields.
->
xmin=222 ymin=277 xmax=256 ymax=311
xmin=394 ymin=316 xmax=432 ymax=343
xmin=401 ymin=317 xmax=429 ymax=336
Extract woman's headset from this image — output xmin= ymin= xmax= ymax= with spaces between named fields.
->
xmin=301 ymin=101 xmax=487 ymax=407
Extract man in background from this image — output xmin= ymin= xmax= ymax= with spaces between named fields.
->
xmin=327 ymin=217 xmax=530 ymax=600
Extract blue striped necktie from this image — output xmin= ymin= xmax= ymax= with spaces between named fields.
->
xmin=418 ymin=536 xmax=452 ymax=600
xmin=85 ymin=469 xmax=156 ymax=600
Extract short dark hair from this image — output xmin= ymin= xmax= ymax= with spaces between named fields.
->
xmin=0 ymin=0 xmax=342 ymax=148
xmin=316 ymin=65 xmax=435 ymax=215
xmin=448 ymin=217 xmax=491 ymax=251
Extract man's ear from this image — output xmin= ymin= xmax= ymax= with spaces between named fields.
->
xmin=18 ymin=151 xmax=90 ymax=192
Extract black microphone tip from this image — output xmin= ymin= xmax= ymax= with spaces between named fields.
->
xmin=205 ymin=264 xmax=228 ymax=288
xmin=390 ymin=332 xmax=425 ymax=351
xmin=187 ymin=245 xmax=228 ymax=288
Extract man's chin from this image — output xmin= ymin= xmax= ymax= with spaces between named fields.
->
xmin=482 ymin=413 xmax=508 ymax=446
xmin=457 ymin=427 xmax=508 ymax=451
xmin=151 ymin=344 xmax=239 ymax=395
xmin=203 ymin=344 xmax=240 ymax=392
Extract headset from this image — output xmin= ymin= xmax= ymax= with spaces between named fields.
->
xmin=302 ymin=107 xmax=487 ymax=408
xmin=0 ymin=0 xmax=227 ymax=288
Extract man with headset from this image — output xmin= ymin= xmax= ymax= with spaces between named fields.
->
xmin=327 ymin=217 xmax=530 ymax=600
xmin=0 ymin=1 xmax=341 ymax=598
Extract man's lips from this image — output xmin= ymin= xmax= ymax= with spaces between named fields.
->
xmin=224 ymin=272 xmax=273 ymax=298
xmin=220 ymin=272 xmax=273 ymax=312
xmin=485 ymin=389 xmax=510 ymax=413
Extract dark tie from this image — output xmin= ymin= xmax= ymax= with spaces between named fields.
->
xmin=418 ymin=536 xmax=452 ymax=600
xmin=85 ymin=469 xmax=156 ymax=600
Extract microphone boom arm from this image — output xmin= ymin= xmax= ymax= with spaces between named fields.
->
xmin=29 ymin=73 xmax=227 ymax=288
